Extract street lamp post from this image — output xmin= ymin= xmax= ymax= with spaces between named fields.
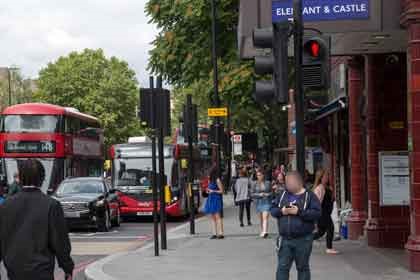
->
xmin=210 ymin=0 xmax=222 ymax=178
xmin=6 ymin=67 xmax=19 ymax=106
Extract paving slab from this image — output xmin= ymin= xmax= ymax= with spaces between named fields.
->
xmin=85 ymin=195 xmax=419 ymax=280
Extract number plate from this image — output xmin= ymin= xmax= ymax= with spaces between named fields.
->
xmin=137 ymin=212 xmax=152 ymax=216
xmin=64 ymin=212 xmax=80 ymax=218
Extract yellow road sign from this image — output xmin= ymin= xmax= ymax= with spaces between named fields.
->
xmin=208 ymin=107 xmax=228 ymax=117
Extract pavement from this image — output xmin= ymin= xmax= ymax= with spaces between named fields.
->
xmin=85 ymin=195 xmax=420 ymax=280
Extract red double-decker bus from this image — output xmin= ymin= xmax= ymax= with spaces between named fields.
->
xmin=0 ymin=103 xmax=104 ymax=193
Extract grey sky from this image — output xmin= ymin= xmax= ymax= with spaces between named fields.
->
xmin=0 ymin=0 xmax=157 ymax=87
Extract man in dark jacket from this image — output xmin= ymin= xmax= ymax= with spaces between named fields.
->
xmin=271 ymin=171 xmax=321 ymax=280
xmin=0 ymin=159 xmax=74 ymax=280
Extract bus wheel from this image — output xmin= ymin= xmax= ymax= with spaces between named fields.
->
xmin=98 ymin=209 xmax=111 ymax=232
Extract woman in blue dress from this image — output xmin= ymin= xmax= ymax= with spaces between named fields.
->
xmin=251 ymin=169 xmax=272 ymax=238
xmin=204 ymin=166 xmax=224 ymax=239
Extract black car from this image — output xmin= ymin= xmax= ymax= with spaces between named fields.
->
xmin=53 ymin=177 xmax=121 ymax=232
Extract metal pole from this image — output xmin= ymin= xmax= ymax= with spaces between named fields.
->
xmin=210 ymin=0 xmax=221 ymax=178
xmin=187 ymin=95 xmax=195 ymax=234
xmin=8 ymin=69 xmax=12 ymax=106
xmin=293 ymin=0 xmax=305 ymax=175
xmin=156 ymin=77 xmax=167 ymax=250
xmin=210 ymin=0 xmax=224 ymax=219
xmin=149 ymin=76 xmax=159 ymax=257
xmin=226 ymin=104 xmax=231 ymax=192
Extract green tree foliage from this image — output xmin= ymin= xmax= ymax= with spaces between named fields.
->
xmin=146 ymin=0 xmax=288 ymax=152
xmin=35 ymin=49 xmax=142 ymax=147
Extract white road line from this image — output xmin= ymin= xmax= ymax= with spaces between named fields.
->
xmin=71 ymin=235 xmax=149 ymax=239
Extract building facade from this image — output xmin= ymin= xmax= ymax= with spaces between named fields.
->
xmin=238 ymin=0 xmax=420 ymax=271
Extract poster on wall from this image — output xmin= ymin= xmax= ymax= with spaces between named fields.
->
xmin=379 ymin=151 xmax=410 ymax=206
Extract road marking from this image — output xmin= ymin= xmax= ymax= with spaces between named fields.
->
xmin=71 ymin=235 xmax=149 ymax=240
xmin=71 ymin=241 xmax=146 ymax=255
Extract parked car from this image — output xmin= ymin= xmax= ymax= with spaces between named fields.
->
xmin=52 ymin=177 xmax=121 ymax=232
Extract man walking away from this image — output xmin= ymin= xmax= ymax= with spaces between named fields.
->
xmin=0 ymin=159 xmax=74 ymax=280
xmin=271 ymin=171 xmax=321 ymax=280
xmin=7 ymin=173 xmax=22 ymax=197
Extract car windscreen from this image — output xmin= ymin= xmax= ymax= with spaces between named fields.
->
xmin=56 ymin=180 xmax=103 ymax=196
xmin=113 ymin=157 xmax=173 ymax=187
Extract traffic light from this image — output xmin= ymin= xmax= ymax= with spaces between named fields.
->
xmin=253 ymin=22 xmax=289 ymax=104
xmin=302 ymin=35 xmax=331 ymax=89
xmin=183 ymin=102 xmax=198 ymax=143
xmin=139 ymin=88 xmax=171 ymax=136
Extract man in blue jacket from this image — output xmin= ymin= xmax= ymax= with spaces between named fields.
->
xmin=271 ymin=171 xmax=321 ymax=280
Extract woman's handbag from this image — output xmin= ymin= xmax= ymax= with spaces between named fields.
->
xmin=202 ymin=190 xmax=209 ymax=198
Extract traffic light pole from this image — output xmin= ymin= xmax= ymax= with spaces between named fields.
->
xmin=149 ymin=77 xmax=159 ymax=257
xmin=156 ymin=77 xmax=167 ymax=250
xmin=293 ymin=0 xmax=306 ymax=175
xmin=186 ymin=95 xmax=196 ymax=235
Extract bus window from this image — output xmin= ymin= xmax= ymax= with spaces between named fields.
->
xmin=65 ymin=117 xmax=80 ymax=135
xmin=3 ymin=115 xmax=60 ymax=133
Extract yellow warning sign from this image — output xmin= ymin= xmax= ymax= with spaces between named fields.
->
xmin=208 ymin=107 xmax=228 ymax=117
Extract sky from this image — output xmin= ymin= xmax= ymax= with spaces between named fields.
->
xmin=0 ymin=0 xmax=157 ymax=87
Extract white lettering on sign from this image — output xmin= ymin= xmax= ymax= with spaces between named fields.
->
xmin=276 ymin=7 xmax=294 ymax=16
xmin=275 ymin=3 xmax=368 ymax=19
xmin=302 ymin=6 xmax=321 ymax=15
xmin=333 ymin=4 xmax=367 ymax=13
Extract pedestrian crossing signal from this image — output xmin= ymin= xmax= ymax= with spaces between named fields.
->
xmin=306 ymin=41 xmax=320 ymax=58
xmin=302 ymin=36 xmax=330 ymax=89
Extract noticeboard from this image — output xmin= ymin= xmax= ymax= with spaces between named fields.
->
xmin=379 ymin=151 xmax=410 ymax=206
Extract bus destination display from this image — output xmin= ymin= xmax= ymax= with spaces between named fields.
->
xmin=5 ymin=141 xmax=56 ymax=153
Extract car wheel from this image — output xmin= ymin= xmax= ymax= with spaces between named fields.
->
xmin=112 ymin=208 xmax=121 ymax=227
xmin=98 ymin=209 xmax=111 ymax=232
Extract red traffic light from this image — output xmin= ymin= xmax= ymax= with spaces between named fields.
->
xmin=310 ymin=41 xmax=320 ymax=57
xmin=305 ymin=40 xmax=322 ymax=58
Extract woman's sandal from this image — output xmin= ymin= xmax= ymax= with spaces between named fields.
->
xmin=326 ymin=249 xmax=340 ymax=255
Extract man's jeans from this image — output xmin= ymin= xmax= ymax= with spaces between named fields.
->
xmin=276 ymin=234 xmax=314 ymax=280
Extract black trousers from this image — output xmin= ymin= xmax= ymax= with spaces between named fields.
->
xmin=313 ymin=216 xmax=334 ymax=249
xmin=238 ymin=200 xmax=251 ymax=224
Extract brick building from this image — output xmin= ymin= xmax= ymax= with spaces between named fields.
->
xmin=238 ymin=0 xmax=420 ymax=272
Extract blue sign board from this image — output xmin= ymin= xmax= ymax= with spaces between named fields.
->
xmin=272 ymin=0 xmax=370 ymax=22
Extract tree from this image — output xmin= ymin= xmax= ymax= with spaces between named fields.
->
xmin=35 ymin=49 xmax=143 ymax=147
xmin=146 ymin=0 xmax=288 ymax=155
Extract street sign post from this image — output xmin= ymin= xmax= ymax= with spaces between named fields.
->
xmin=272 ymin=0 xmax=370 ymax=23
xmin=232 ymin=134 xmax=243 ymax=156
xmin=208 ymin=107 xmax=228 ymax=117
